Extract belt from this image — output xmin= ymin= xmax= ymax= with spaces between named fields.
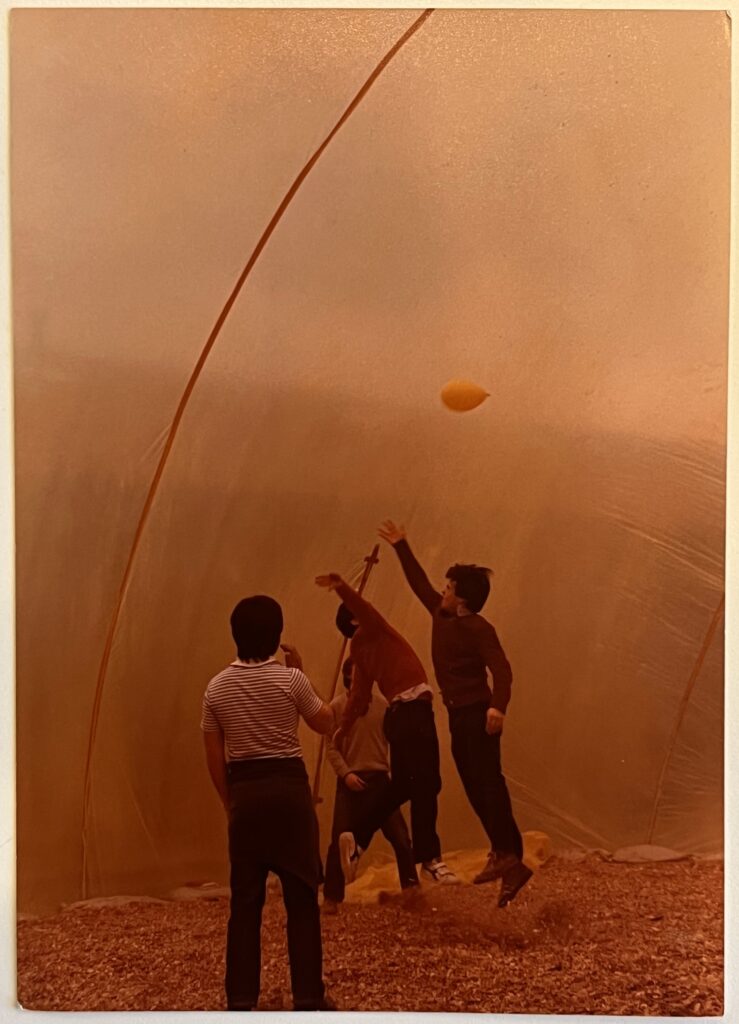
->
xmin=228 ymin=756 xmax=307 ymax=783
xmin=387 ymin=692 xmax=433 ymax=711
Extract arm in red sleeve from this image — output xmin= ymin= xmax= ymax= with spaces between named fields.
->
xmin=341 ymin=658 xmax=374 ymax=731
xmin=476 ymin=620 xmax=513 ymax=714
xmin=334 ymin=580 xmax=388 ymax=637
xmin=391 ymin=539 xmax=442 ymax=614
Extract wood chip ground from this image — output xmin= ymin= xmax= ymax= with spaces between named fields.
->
xmin=17 ymin=857 xmax=723 ymax=1014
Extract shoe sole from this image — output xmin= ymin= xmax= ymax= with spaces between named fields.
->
xmin=473 ymin=871 xmax=504 ymax=885
xmin=474 ymin=855 xmax=520 ymax=885
xmin=421 ymin=870 xmax=461 ymax=885
xmin=339 ymin=833 xmax=358 ymax=884
xmin=498 ymin=865 xmax=533 ymax=907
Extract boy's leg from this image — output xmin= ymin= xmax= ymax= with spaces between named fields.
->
xmin=386 ymin=701 xmax=442 ymax=864
xmin=277 ymin=867 xmax=326 ymax=1010
xmin=483 ymin=731 xmax=523 ymax=859
xmin=449 ymin=702 xmax=522 ymax=855
xmin=225 ymin=852 xmax=269 ymax=1010
xmin=323 ymin=781 xmax=353 ymax=904
xmin=466 ymin=706 xmax=523 ymax=859
xmin=349 ymin=728 xmax=409 ymax=852
xmin=379 ymin=803 xmax=419 ymax=888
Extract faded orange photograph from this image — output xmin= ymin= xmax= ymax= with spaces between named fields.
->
xmin=11 ymin=7 xmax=728 ymax=1015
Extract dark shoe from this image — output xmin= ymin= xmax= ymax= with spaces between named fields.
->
xmin=227 ymin=1003 xmax=255 ymax=1011
xmin=293 ymin=994 xmax=337 ymax=1011
xmin=473 ymin=851 xmax=518 ymax=885
xmin=322 ymin=897 xmax=340 ymax=915
xmin=497 ymin=860 xmax=533 ymax=907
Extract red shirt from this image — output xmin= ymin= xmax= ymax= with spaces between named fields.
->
xmin=335 ymin=581 xmax=428 ymax=730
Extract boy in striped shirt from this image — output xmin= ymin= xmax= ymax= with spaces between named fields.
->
xmin=201 ymin=595 xmax=336 ymax=1011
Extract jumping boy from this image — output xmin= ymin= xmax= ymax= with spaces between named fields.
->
xmin=377 ymin=521 xmax=531 ymax=907
xmin=315 ymin=572 xmax=458 ymax=886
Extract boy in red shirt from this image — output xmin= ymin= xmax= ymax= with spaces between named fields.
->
xmin=315 ymin=573 xmax=458 ymax=886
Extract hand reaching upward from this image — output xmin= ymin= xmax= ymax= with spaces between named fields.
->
xmin=378 ymin=520 xmax=406 ymax=546
xmin=315 ymin=574 xmax=343 ymax=590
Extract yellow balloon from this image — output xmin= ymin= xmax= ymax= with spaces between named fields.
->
xmin=440 ymin=379 xmax=490 ymax=412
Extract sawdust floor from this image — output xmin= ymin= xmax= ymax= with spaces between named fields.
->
xmin=17 ymin=857 xmax=723 ymax=1015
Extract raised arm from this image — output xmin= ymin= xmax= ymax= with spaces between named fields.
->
xmin=340 ymin=659 xmax=374 ymax=733
xmin=378 ymin=520 xmax=441 ymax=613
xmin=289 ymin=666 xmax=335 ymax=735
xmin=315 ymin=573 xmax=388 ymax=636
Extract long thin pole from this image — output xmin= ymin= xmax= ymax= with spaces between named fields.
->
xmin=79 ymin=10 xmax=434 ymax=898
xmin=311 ymin=544 xmax=380 ymax=805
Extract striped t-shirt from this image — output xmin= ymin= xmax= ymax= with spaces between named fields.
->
xmin=201 ymin=658 xmax=324 ymax=761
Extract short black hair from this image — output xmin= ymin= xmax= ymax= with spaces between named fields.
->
xmin=230 ymin=595 xmax=283 ymax=661
xmin=445 ymin=564 xmax=492 ymax=613
xmin=336 ymin=603 xmax=357 ymax=639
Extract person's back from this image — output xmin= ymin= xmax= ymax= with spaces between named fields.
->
xmin=204 ymin=659 xmax=323 ymax=761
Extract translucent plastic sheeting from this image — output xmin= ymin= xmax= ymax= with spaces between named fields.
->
xmin=11 ymin=9 xmax=728 ymax=913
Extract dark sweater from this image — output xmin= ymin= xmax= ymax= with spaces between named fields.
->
xmin=391 ymin=539 xmax=513 ymax=714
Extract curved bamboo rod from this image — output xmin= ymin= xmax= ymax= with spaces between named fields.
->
xmin=80 ymin=10 xmax=435 ymax=897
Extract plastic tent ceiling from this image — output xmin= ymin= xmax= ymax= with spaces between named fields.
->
xmin=11 ymin=8 xmax=727 ymax=913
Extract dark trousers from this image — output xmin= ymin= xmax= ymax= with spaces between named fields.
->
xmin=226 ymin=760 xmax=324 ymax=1011
xmin=353 ymin=699 xmax=442 ymax=864
xmin=324 ymin=771 xmax=419 ymax=902
xmin=448 ymin=701 xmax=523 ymax=859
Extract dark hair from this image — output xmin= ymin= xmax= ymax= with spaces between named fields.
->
xmin=335 ymin=603 xmax=357 ymax=639
xmin=230 ymin=596 xmax=283 ymax=661
xmin=445 ymin=563 xmax=493 ymax=613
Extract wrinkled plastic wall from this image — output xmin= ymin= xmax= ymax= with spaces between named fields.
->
xmin=11 ymin=9 xmax=727 ymax=913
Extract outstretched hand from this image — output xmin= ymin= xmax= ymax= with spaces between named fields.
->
xmin=378 ymin=520 xmax=406 ymax=545
xmin=315 ymin=573 xmax=343 ymax=590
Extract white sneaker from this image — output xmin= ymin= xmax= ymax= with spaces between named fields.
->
xmin=421 ymin=858 xmax=460 ymax=885
xmin=339 ymin=832 xmax=362 ymax=884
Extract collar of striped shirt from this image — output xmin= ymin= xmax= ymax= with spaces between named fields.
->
xmin=231 ymin=658 xmax=278 ymax=667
